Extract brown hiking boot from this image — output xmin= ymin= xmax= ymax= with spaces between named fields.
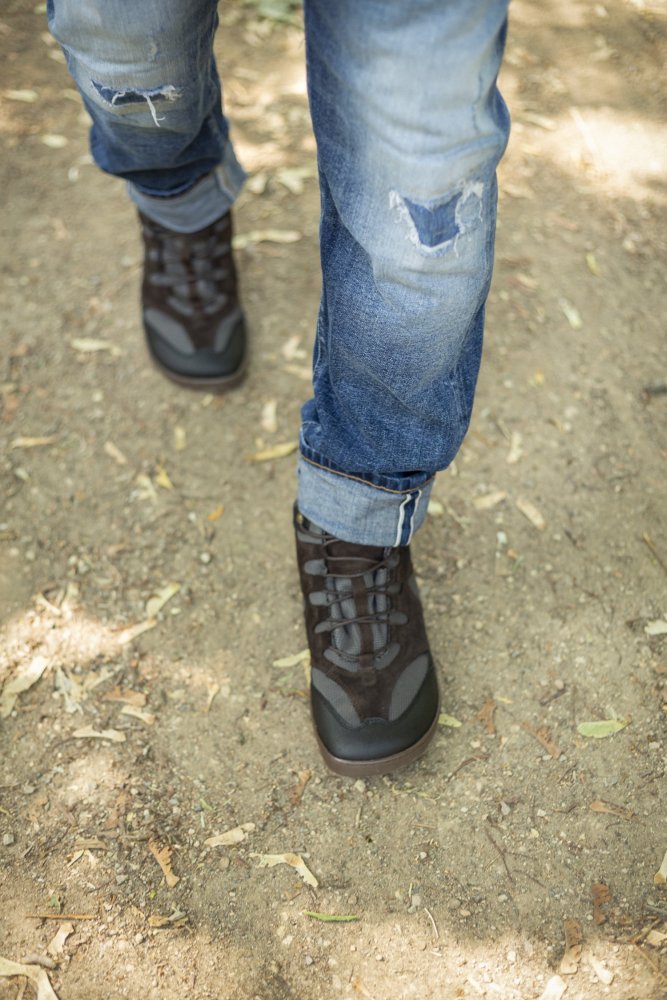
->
xmin=294 ymin=508 xmax=440 ymax=777
xmin=139 ymin=210 xmax=246 ymax=389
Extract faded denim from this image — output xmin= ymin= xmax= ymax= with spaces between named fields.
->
xmin=49 ymin=0 xmax=510 ymax=547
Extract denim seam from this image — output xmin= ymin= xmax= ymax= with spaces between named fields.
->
xmin=300 ymin=454 xmax=435 ymax=496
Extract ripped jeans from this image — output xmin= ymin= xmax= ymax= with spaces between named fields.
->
xmin=48 ymin=0 xmax=511 ymax=547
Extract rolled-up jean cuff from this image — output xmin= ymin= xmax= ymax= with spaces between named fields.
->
xmin=297 ymin=454 xmax=435 ymax=548
xmin=127 ymin=139 xmax=246 ymax=233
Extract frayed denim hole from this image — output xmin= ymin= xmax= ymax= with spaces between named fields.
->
xmin=403 ymin=195 xmax=459 ymax=249
xmin=91 ymin=81 xmax=182 ymax=126
xmin=389 ymin=181 xmax=484 ymax=257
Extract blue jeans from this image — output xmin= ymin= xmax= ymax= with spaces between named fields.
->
xmin=49 ymin=0 xmax=510 ymax=547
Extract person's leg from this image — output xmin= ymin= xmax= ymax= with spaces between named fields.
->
xmin=47 ymin=0 xmax=244 ymax=230
xmin=296 ymin=0 xmax=510 ymax=775
xmin=299 ymin=0 xmax=510 ymax=546
xmin=48 ymin=0 xmax=247 ymax=386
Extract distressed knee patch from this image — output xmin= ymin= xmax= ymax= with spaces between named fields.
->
xmin=91 ymin=81 xmax=182 ymax=127
xmin=389 ymin=180 xmax=484 ymax=256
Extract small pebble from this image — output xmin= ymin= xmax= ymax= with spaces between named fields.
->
xmin=498 ymin=893 xmax=508 ymax=903
xmin=304 ymin=955 xmax=314 ymax=966
xmin=3 ymin=833 xmax=15 ymax=846
xmin=507 ymin=950 xmax=517 ymax=964
xmin=133 ymin=933 xmax=144 ymax=945
xmin=353 ymin=779 xmax=366 ymax=793
xmin=200 ymin=552 xmax=212 ymax=564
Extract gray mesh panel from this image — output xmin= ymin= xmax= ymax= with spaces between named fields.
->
xmin=311 ymin=669 xmax=360 ymax=725
xmin=388 ymin=655 xmax=429 ymax=721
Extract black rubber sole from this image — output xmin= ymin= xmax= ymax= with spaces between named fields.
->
xmin=146 ymin=340 xmax=248 ymax=392
xmin=312 ymin=693 xmax=441 ymax=778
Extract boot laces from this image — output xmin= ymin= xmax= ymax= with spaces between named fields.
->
xmin=144 ymin=218 xmax=230 ymax=315
xmin=316 ymin=533 xmax=402 ymax=659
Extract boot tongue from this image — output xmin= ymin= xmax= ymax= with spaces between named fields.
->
xmin=325 ymin=539 xmax=388 ymax=577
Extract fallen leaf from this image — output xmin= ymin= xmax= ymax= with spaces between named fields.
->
xmin=154 ymin=465 xmax=174 ymax=490
xmin=134 ymin=473 xmax=157 ymax=502
xmin=207 ymin=505 xmax=225 ymax=522
xmin=588 ymin=956 xmax=613 ymax=985
xmin=72 ymin=838 xmax=106 ymax=851
xmin=116 ymin=619 xmax=157 ymax=645
xmin=592 ymin=881 xmax=611 ymax=925
xmin=521 ymin=111 xmax=558 ymax=130
xmin=0 ymin=956 xmax=60 ymax=1000
xmin=559 ymin=299 xmax=583 ymax=330
xmin=5 ymin=89 xmax=39 ymax=102
xmin=501 ymin=182 xmax=534 ymax=199
xmin=0 ymin=656 xmax=50 ymax=717
xmin=261 ymin=399 xmax=278 ymax=434
xmin=120 ymin=704 xmax=155 ymax=725
xmin=538 ymin=976 xmax=567 ymax=1000
xmin=145 ymin=582 xmax=180 ymax=618
xmin=147 ymin=910 xmax=188 ymax=928
xmin=69 ymin=337 xmax=122 ymax=356
xmin=590 ymin=800 xmax=636 ymax=821
xmin=476 ymin=698 xmax=497 ymax=735
xmin=654 ymin=848 xmax=667 ymax=885
xmin=522 ymin=722 xmax=561 ymax=759
xmin=54 ymin=667 xmax=84 ymax=714
xmin=233 ymin=229 xmax=302 ymax=250
xmin=273 ymin=649 xmax=310 ymax=669
xmin=516 ymin=496 xmax=546 ymax=531
xmin=577 ymin=719 xmax=629 ymax=739
xmin=274 ymin=165 xmax=316 ymax=194
xmin=438 ymin=713 xmax=462 ymax=728
xmin=246 ymin=172 xmax=268 ymax=195
xmin=251 ymin=852 xmax=318 ymax=887
xmin=41 ymin=133 xmax=68 ymax=148
xmin=506 ymin=431 xmax=523 ymax=465
xmin=559 ymin=918 xmax=583 ymax=975
xmin=646 ymin=929 xmax=667 ymax=947
xmin=173 ymin=425 xmax=186 ymax=451
xmin=102 ymin=687 xmax=147 ymax=707
xmin=46 ymin=922 xmax=74 ymax=959
xmin=585 ymin=252 xmax=600 ymax=276
xmin=103 ymin=440 xmax=128 ymax=465
xmin=10 ymin=436 xmax=57 ymax=450
xmin=289 ymin=770 xmax=312 ymax=806
xmin=473 ymin=490 xmax=507 ymax=511
xmin=148 ymin=838 xmax=179 ymax=888
xmin=246 ymin=441 xmax=298 ymax=462
xmin=303 ymin=912 xmax=359 ymax=923
xmin=72 ymin=726 xmax=125 ymax=743
xmin=645 ymin=619 xmax=667 ymax=636
xmin=281 ymin=335 xmax=306 ymax=361
xmin=205 ymin=823 xmax=256 ymax=848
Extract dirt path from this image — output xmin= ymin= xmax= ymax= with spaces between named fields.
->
xmin=1 ymin=2 xmax=666 ymax=998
